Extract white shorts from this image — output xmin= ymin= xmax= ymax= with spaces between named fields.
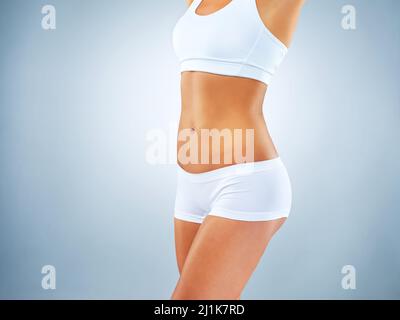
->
xmin=174 ymin=157 xmax=292 ymax=224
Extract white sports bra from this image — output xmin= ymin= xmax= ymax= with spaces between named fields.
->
xmin=172 ymin=0 xmax=288 ymax=85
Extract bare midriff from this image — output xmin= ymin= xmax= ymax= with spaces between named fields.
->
xmin=177 ymin=71 xmax=279 ymax=174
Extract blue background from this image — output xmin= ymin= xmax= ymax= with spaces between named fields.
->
xmin=0 ymin=0 xmax=399 ymax=299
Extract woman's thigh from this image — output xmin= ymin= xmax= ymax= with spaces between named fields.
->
xmin=174 ymin=218 xmax=201 ymax=274
xmin=171 ymin=215 xmax=286 ymax=300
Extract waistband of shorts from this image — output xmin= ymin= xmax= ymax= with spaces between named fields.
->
xmin=177 ymin=157 xmax=284 ymax=182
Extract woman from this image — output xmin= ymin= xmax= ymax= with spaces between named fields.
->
xmin=171 ymin=0 xmax=305 ymax=299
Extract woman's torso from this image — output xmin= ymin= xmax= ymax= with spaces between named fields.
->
xmin=174 ymin=0 xmax=290 ymax=173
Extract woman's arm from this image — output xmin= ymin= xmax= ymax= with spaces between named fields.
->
xmin=256 ymin=0 xmax=306 ymax=48
xmin=185 ymin=0 xmax=195 ymax=6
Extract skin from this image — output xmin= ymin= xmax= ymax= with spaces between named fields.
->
xmin=172 ymin=0 xmax=305 ymax=299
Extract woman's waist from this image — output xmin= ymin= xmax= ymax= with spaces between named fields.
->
xmin=176 ymin=120 xmax=278 ymax=173
xmin=176 ymin=145 xmax=279 ymax=173
xmin=178 ymin=109 xmax=266 ymax=130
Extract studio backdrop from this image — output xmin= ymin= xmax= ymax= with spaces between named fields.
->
xmin=0 ymin=0 xmax=399 ymax=299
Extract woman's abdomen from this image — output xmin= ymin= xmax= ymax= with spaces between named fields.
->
xmin=177 ymin=72 xmax=278 ymax=173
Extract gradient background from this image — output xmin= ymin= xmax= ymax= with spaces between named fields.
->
xmin=0 ymin=0 xmax=399 ymax=299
